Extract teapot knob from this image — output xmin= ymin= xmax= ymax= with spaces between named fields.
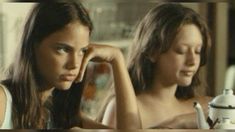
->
xmin=223 ymin=89 xmax=233 ymax=95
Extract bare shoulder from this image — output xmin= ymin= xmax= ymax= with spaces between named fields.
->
xmin=80 ymin=113 xmax=110 ymax=129
xmin=0 ymin=84 xmax=7 ymax=127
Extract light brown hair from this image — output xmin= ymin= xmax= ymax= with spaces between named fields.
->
xmin=127 ymin=3 xmax=211 ymax=99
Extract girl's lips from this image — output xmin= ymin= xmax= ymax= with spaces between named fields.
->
xmin=181 ymin=71 xmax=194 ymax=76
xmin=60 ymin=74 xmax=77 ymax=81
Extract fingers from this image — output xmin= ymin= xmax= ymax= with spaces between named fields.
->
xmin=74 ymin=44 xmax=119 ymax=83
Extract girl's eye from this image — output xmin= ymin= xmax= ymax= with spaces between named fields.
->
xmin=175 ymin=48 xmax=186 ymax=55
xmin=195 ymin=47 xmax=202 ymax=54
xmin=78 ymin=47 xmax=88 ymax=56
xmin=78 ymin=50 xmax=84 ymax=56
xmin=56 ymin=47 xmax=69 ymax=54
xmin=195 ymin=50 xmax=201 ymax=54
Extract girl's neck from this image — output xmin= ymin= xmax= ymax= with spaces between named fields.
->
xmin=143 ymin=80 xmax=178 ymax=103
xmin=39 ymin=87 xmax=55 ymax=105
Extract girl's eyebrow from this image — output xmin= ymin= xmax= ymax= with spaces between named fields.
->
xmin=177 ymin=42 xmax=202 ymax=47
xmin=55 ymin=42 xmax=89 ymax=52
xmin=55 ymin=42 xmax=73 ymax=50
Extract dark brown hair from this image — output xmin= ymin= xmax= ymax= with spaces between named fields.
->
xmin=2 ymin=1 xmax=92 ymax=128
xmin=127 ymin=3 xmax=211 ymax=99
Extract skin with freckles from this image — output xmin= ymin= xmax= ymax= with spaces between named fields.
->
xmin=135 ymin=24 xmax=209 ymax=128
xmin=153 ymin=24 xmax=202 ymax=88
xmin=103 ymin=24 xmax=210 ymax=129
xmin=102 ymin=3 xmax=212 ymax=129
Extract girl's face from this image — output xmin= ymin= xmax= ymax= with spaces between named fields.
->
xmin=154 ymin=24 xmax=202 ymax=87
xmin=35 ymin=21 xmax=89 ymax=90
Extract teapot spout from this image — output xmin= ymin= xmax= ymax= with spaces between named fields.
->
xmin=194 ymin=102 xmax=210 ymax=129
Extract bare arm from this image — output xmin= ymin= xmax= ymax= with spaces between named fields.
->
xmin=111 ymin=48 xmax=141 ymax=129
xmin=80 ymin=113 xmax=111 ymax=129
xmin=77 ymin=44 xmax=141 ymax=129
xmin=0 ymin=86 xmax=7 ymax=128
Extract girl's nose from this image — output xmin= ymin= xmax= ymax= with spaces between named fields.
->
xmin=66 ymin=53 xmax=79 ymax=69
xmin=186 ymin=51 xmax=198 ymax=66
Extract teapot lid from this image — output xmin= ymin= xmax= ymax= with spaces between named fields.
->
xmin=209 ymin=89 xmax=235 ymax=109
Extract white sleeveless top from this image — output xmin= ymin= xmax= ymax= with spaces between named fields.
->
xmin=0 ymin=84 xmax=13 ymax=129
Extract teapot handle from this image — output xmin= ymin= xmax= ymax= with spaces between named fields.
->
xmin=207 ymin=117 xmax=219 ymax=129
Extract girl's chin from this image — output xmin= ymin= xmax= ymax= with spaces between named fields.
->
xmin=178 ymin=79 xmax=193 ymax=86
xmin=55 ymin=82 xmax=73 ymax=90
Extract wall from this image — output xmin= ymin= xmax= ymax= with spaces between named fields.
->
xmin=0 ymin=3 xmax=34 ymax=69
xmin=214 ymin=3 xmax=228 ymax=94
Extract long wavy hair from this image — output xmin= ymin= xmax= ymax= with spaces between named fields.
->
xmin=127 ymin=3 xmax=211 ymax=99
xmin=2 ymin=1 xmax=93 ymax=128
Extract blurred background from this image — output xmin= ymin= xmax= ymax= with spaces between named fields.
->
xmin=0 ymin=0 xmax=234 ymax=119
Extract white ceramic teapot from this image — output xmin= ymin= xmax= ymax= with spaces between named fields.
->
xmin=194 ymin=66 xmax=235 ymax=129
xmin=194 ymin=89 xmax=235 ymax=129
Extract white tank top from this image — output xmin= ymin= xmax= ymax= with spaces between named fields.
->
xmin=0 ymin=84 xmax=13 ymax=129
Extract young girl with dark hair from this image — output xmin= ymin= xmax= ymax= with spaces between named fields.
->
xmin=0 ymin=1 xmax=140 ymax=129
